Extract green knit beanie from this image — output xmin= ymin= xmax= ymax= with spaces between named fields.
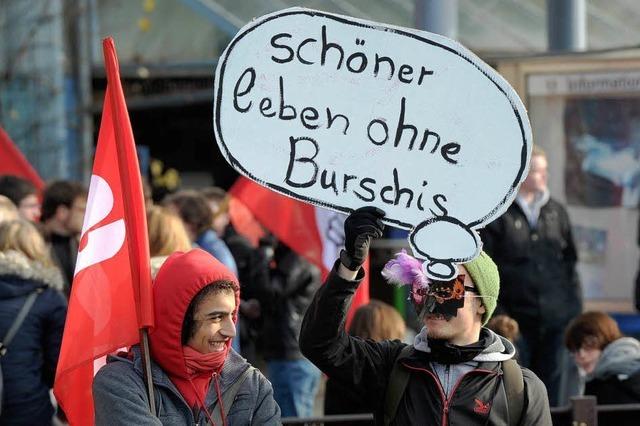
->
xmin=463 ymin=251 xmax=499 ymax=325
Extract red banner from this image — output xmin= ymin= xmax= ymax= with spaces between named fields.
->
xmin=53 ymin=37 xmax=153 ymax=425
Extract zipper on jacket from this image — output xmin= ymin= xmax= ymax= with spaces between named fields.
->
xmin=402 ymin=363 xmax=496 ymax=426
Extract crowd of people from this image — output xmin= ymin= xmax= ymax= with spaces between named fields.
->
xmin=0 ymin=143 xmax=640 ymax=424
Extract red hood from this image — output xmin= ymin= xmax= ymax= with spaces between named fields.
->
xmin=149 ymin=249 xmax=240 ymax=379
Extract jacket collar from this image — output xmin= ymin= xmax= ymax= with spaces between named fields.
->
xmin=0 ymin=250 xmax=64 ymax=291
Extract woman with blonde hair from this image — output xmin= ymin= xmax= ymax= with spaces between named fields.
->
xmin=147 ymin=205 xmax=192 ymax=277
xmin=0 ymin=194 xmax=18 ymax=223
xmin=0 ymin=220 xmax=67 ymax=425
xmin=349 ymin=299 xmax=406 ymax=342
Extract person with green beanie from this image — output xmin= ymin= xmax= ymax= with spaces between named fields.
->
xmin=300 ymin=207 xmax=551 ymax=425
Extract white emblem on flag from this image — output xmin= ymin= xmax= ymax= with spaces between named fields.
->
xmin=74 ymin=175 xmax=126 ymax=275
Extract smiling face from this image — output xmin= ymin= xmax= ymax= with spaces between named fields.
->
xmin=186 ymin=289 xmax=236 ymax=354
xmin=423 ymin=265 xmax=485 ymax=346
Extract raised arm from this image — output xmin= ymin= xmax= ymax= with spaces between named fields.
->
xmin=299 ymin=207 xmax=404 ymax=405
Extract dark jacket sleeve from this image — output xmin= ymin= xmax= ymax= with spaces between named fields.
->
xmin=41 ymin=289 xmax=67 ymax=387
xmin=521 ymin=367 xmax=552 ymax=426
xmin=299 ymin=262 xmax=404 ymax=406
xmin=559 ymin=205 xmax=582 ymax=313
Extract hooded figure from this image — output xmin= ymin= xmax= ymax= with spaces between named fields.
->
xmin=93 ymin=249 xmax=280 ymax=425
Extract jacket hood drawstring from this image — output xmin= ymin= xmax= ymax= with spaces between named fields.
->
xmin=189 ymin=373 xmax=226 ymax=426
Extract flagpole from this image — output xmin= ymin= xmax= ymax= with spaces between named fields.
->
xmin=139 ymin=328 xmax=156 ymax=415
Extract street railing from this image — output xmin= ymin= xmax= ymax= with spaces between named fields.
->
xmin=282 ymin=398 xmax=640 ymax=425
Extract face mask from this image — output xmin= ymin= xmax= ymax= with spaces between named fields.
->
xmin=415 ymin=274 xmax=478 ymax=320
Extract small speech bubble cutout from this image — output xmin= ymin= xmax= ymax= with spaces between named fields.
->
xmin=213 ymin=8 xmax=532 ymax=279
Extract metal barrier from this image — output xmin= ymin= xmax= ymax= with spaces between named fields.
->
xmin=282 ymin=413 xmax=374 ymax=425
xmin=282 ymin=398 xmax=640 ymax=425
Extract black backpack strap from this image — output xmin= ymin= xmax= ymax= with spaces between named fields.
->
xmin=502 ymin=358 xmax=525 ymax=426
xmin=0 ymin=289 xmax=41 ymax=356
xmin=383 ymin=345 xmax=414 ymax=426
xmin=209 ymin=366 xmax=254 ymax=425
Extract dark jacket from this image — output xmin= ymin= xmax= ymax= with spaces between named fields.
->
xmin=0 ymin=251 xmax=67 ymax=426
xmin=93 ymin=348 xmax=280 ymax=425
xmin=480 ymin=198 xmax=582 ymax=329
xmin=46 ymin=232 xmax=78 ymax=295
xmin=222 ymin=226 xmax=269 ymax=363
xmin=584 ymin=337 xmax=640 ymax=404
xmin=300 ymin=264 xmax=551 ymax=426
xmin=262 ymin=246 xmax=320 ymax=360
xmin=222 ymin=226 xmax=269 ymax=301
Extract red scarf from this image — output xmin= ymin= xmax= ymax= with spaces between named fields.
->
xmin=172 ymin=345 xmax=229 ymax=411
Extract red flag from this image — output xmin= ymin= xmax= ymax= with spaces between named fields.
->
xmin=0 ymin=126 xmax=44 ymax=191
xmin=53 ymin=38 xmax=153 ymax=425
xmin=229 ymin=177 xmax=369 ymax=326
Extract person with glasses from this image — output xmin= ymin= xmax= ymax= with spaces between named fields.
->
xmin=299 ymin=207 xmax=551 ymax=425
xmin=565 ymin=311 xmax=640 ymax=405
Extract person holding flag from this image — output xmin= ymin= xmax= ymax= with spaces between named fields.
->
xmin=93 ymin=249 xmax=280 ymax=424
xmin=54 ymin=37 xmax=277 ymax=425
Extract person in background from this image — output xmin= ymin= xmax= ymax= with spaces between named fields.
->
xmin=480 ymin=145 xmax=582 ymax=406
xmin=201 ymin=186 xmax=269 ymax=365
xmin=147 ymin=205 xmax=192 ymax=277
xmin=324 ymin=300 xmax=406 ymax=417
xmin=0 ymin=195 xmax=19 ymax=223
xmin=487 ymin=314 xmax=520 ymax=344
xmin=0 ymin=175 xmax=40 ymax=222
xmin=260 ymin=237 xmax=322 ymax=418
xmin=40 ymin=180 xmax=87 ymax=292
xmin=0 ymin=220 xmax=67 ymax=425
xmin=565 ymin=311 xmax=640 ymax=404
xmin=164 ymin=190 xmax=237 ymax=276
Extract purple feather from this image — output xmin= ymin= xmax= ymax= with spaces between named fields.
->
xmin=381 ymin=250 xmax=430 ymax=293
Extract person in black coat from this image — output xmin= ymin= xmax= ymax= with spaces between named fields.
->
xmin=0 ymin=220 xmax=67 ymax=425
xmin=40 ymin=180 xmax=87 ymax=294
xmin=480 ymin=146 xmax=582 ymax=406
xmin=300 ymin=208 xmax=551 ymax=425
xmin=260 ymin=239 xmax=322 ymax=418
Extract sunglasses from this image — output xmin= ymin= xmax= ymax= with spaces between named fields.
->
xmin=410 ymin=274 xmax=479 ymax=303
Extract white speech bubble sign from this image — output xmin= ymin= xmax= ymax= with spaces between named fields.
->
xmin=214 ymin=8 xmax=532 ymax=280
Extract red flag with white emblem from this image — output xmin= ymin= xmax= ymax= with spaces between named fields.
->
xmin=53 ymin=38 xmax=153 ymax=425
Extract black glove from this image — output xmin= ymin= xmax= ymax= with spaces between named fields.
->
xmin=340 ymin=207 xmax=385 ymax=271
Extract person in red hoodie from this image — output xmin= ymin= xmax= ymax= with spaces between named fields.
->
xmin=93 ymin=249 xmax=280 ymax=425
